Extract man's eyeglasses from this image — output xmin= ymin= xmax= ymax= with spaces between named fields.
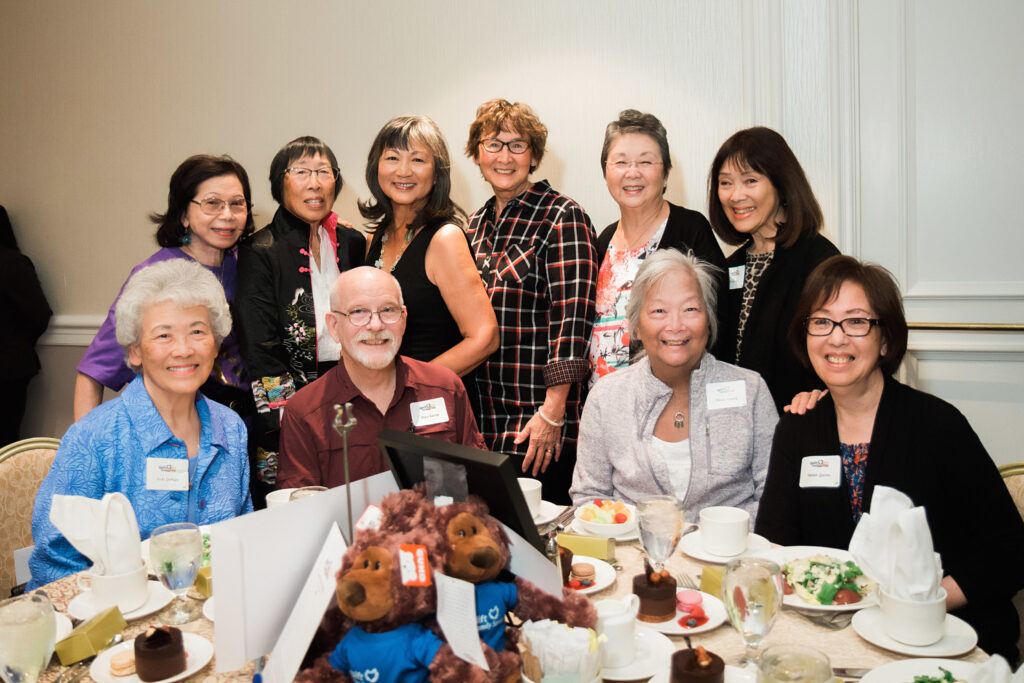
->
xmin=190 ymin=198 xmax=248 ymax=216
xmin=805 ymin=317 xmax=882 ymax=337
xmin=332 ymin=306 xmax=403 ymax=326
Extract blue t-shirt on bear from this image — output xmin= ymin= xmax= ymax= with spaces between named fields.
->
xmin=475 ymin=580 xmax=518 ymax=650
xmin=329 ymin=623 xmax=443 ymax=683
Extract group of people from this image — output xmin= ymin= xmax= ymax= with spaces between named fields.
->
xmin=27 ymin=99 xmax=1023 ymax=661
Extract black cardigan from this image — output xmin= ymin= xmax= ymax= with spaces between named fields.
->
xmin=755 ymin=378 xmax=1024 ymax=661
xmin=711 ymin=232 xmax=839 ymax=410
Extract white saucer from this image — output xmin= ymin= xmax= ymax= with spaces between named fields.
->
xmin=55 ymin=612 xmax=72 ymax=641
xmin=851 ymin=607 xmax=978 ymax=657
xmin=861 ymin=658 xmax=979 ymax=683
xmin=90 ymin=632 xmax=213 ymax=683
xmin=68 ymin=580 xmax=174 ymax=621
xmin=643 ymin=589 xmax=727 ymax=636
xmin=202 ymin=596 xmax=214 ymax=622
xmin=570 ymin=556 xmax=616 ymax=595
xmin=600 ymin=625 xmax=673 ymax=681
xmin=725 ymin=665 xmax=756 ymax=683
xmin=533 ymin=500 xmax=564 ymax=526
xmin=679 ymin=529 xmax=772 ymax=564
xmin=568 ymin=518 xmax=639 ymax=542
xmin=761 ymin=545 xmax=877 ymax=612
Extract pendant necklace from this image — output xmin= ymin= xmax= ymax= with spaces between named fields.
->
xmin=673 ymin=412 xmax=685 ymax=429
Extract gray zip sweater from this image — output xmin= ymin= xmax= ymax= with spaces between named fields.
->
xmin=570 ymin=353 xmax=778 ymax=519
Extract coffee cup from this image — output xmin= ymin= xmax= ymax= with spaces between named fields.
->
xmin=595 ymin=594 xmax=639 ymax=668
xmin=880 ymin=587 xmax=947 ymax=646
xmin=699 ymin=506 xmax=750 ymax=557
xmin=77 ymin=560 xmax=148 ymax=613
xmin=518 ymin=478 xmax=542 ymax=518
xmin=266 ymin=488 xmax=297 ymax=508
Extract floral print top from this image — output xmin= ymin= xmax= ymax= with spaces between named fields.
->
xmin=840 ymin=441 xmax=870 ymax=522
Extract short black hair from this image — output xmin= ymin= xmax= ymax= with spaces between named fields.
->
xmin=268 ymin=136 xmax=341 ymax=205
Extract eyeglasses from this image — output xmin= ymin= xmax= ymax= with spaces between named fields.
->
xmin=285 ymin=167 xmax=338 ymax=182
xmin=190 ymin=198 xmax=248 ymax=215
xmin=332 ymin=306 xmax=403 ymax=326
xmin=805 ymin=317 xmax=882 ymax=337
xmin=480 ymin=138 xmax=530 ymax=155
xmin=606 ymin=159 xmax=664 ymax=171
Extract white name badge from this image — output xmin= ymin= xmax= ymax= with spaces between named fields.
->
xmin=410 ymin=397 xmax=449 ymax=427
xmin=706 ymin=380 xmax=747 ymax=410
xmin=729 ymin=265 xmax=745 ymax=290
xmin=799 ymin=455 xmax=841 ymax=488
xmin=146 ymin=457 xmax=189 ymax=491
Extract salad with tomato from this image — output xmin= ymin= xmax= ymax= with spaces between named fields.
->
xmin=782 ymin=554 xmax=872 ymax=605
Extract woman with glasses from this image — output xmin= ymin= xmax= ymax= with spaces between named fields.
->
xmin=590 ymin=110 xmax=726 ymax=388
xmin=755 ymin=255 xmax=1024 ymax=661
xmin=464 ymin=99 xmax=598 ymax=504
xmin=707 ymin=127 xmax=839 ymax=411
xmin=74 ymin=154 xmax=255 ymax=423
xmin=362 ymin=116 xmax=498 ymax=411
xmin=235 ymin=136 xmax=365 ymax=493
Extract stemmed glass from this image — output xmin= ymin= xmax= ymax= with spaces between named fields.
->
xmin=721 ymin=557 xmax=783 ymax=666
xmin=0 ymin=591 xmax=57 ymax=683
xmin=636 ymin=496 xmax=684 ymax=572
xmin=150 ymin=522 xmax=203 ymax=624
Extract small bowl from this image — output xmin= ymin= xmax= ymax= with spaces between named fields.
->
xmin=573 ymin=502 xmax=638 ymax=537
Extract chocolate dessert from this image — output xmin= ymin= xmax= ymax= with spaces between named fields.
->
xmin=633 ymin=562 xmax=677 ymax=622
xmin=558 ymin=545 xmax=574 ymax=585
xmin=134 ymin=626 xmax=186 ymax=682
xmin=671 ymin=645 xmax=724 ymax=683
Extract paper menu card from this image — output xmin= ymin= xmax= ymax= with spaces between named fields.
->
xmin=213 ymin=471 xmax=399 ymax=672
xmin=503 ymin=523 xmax=562 ymax=597
xmin=263 ymin=523 xmax=347 ymax=683
xmin=435 ymin=572 xmax=489 ymax=670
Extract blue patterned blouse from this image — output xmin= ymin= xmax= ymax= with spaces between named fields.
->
xmin=28 ymin=376 xmax=252 ymax=588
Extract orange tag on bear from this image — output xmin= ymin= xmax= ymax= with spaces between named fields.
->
xmin=398 ymin=544 xmax=431 ymax=586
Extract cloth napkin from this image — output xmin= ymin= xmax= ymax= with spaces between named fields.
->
xmin=969 ymin=655 xmax=1024 ymax=683
xmin=848 ymin=485 xmax=943 ymax=600
xmin=49 ymin=492 xmax=142 ymax=575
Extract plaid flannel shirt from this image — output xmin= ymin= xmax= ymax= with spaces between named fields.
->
xmin=467 ymin=180 xmax=598 ymax=455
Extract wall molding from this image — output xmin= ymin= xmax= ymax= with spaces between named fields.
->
xmin=828 ymin=0 xmax=861 ymax=255
xmin=40 ymin=315 xmax=104 ymax=347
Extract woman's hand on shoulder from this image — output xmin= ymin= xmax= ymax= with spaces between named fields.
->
xmin=783 ymin=388 xmax=828 ymax=415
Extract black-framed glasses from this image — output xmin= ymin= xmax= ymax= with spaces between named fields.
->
xmin=190 ymin=198 xmax=248 ymax=215
xmin=805 ymin=317 xmax=882 ymax=337
xmin=332 ymin=306 xmax=403 ymax=327
xmin=480 ymin=138 xmax=530 ymax=154
xmin=285 ymin=167 xmax=338 ymax=182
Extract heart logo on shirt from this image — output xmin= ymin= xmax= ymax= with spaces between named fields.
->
xmin=364 ymin=669 xmax=379 ymax=683
xmin=488 ymin=605 xmax=501 ymax=621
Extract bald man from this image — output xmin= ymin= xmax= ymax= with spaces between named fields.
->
xmin=277 ymin=267 xmax=485 ymax=488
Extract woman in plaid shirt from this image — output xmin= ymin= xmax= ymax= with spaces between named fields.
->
xmin=464 ymin=99 xmax=598 ymax=504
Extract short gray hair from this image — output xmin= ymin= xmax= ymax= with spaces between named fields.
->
xmin=601 ymin=109 xmax=672 ymax=186
xmin=115 ymin=259 xmax=232 ymax=372
xmin=329 ymin=266 xmax=405 ymax=312
xmin=626 ymin=249 xmax=720 ymax=351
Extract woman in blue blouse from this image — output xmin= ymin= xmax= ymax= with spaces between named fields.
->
xmin=29 ymin=259 xmax=252 ymax=587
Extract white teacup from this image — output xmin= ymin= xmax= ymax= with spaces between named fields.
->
xmin=518 ymin=478 xmax=542 ymax=518
xmin=880 ymin=587 xmax=947 ymax=646
xmin=595 ymin=594 xmax=639 ymax=668
xmin=699 ymin=506 xmax=750 ymax=557
xmin=266 ymin=488 xmax=297 ymax=508
xmin=77 ymin=560 xmax=148 ymax=613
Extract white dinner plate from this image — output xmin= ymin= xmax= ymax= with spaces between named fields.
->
xmin=90 ymin=632 xmax=213 ymax=683
xmin=601 ymin=625 xmax=674 ymax=681
xmin=851 ymin=607 xmax=978 ymax=657
xmin=54 ymin=612 xmax=72 ymax=641
xmin=68 ymin=580 xmax=173 ymax=622
xmin=568 ymin=518 xmax=639 ymax=542
xmin=569 ymin=556 xmax=616 ymax=595
xmin=202 ymin=596 xmax=214 ymax=622
xmin=642 ymin=589 xmax=727 ymax=636
xmin=533 ymin=500 xmax=564 ymax=526
xmin=761 ymin=545 xmax=877 ymax=612
xmin=725 ymin=665 xmax=756 ymax=683
xmin=679 ymin=529 xmax=773 ymax=564
xmin=142 ymin=525 xmax=211 ymax=571
xmin=861 ymin=658 xmax=979 ymax=683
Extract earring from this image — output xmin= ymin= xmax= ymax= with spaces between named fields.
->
xmin=180 ymin=229 xmax=191 ymax=246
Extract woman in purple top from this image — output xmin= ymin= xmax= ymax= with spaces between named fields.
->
xmin=73 ymin=155 xmax=256 ymax=420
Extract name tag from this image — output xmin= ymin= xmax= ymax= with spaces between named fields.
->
xmin=410 ymin=397 xmax=449 ymax=427
xmin=729 ymin=265 xmax=745 ymax=290
xmin=146 ymin=457 xmax=189 ymax=491
xmin=706 ymin=380 xmax=747 ymax=409
xmin=799 ymin=455 xmax=841 ymax=488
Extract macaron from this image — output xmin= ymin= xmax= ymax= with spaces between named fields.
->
xmin=110 ymin=651 xmax=136 ymax=677
xmin=676 ymin=589 xmax=703 ymax=613
xmin=571 ymin=562 xmax=596 ymax=586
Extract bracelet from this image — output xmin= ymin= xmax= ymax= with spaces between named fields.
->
xmin=536 ymin=408 xmax=565 ymax=427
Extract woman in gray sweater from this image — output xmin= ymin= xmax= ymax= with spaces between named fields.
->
xmin=570 ymin=249 xmax=778 ymax=518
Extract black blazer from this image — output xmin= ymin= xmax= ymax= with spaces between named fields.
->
xmin=0 ymin=247 xmax=51 ymax=380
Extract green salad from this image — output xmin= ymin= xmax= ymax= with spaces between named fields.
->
xmin=782 ymin=554 xmax=872 ymax=605
xmin=911 ymin=667 xmax=961 ymax=683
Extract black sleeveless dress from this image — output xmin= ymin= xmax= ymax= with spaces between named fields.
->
xmin=367 ymin=222 xmax=481 ymax=414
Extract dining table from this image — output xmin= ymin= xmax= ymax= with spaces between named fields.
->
xmin=35 ymin=521 xmax=988 ymax=683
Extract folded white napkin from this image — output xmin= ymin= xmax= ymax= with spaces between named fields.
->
xmin=848 ymin=485 xmax=943 ymax=600
xmin=969 ymin=655 xmax=1024 ymax=683
xmin=49 ymin=492 xmax=142 ymax=575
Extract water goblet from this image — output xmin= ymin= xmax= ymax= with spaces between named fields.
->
xmin=637 ymin=495 xmax=684 ymax=571
xmin=721 ymin=557 xmax=783 ymax=665
xmin=150 ymin=521 xmax=203 ymax=624
xmin=757 ymin=645 xmax=832 ymax=683
xmin=0 ymin=591 xmax=57 ymax=683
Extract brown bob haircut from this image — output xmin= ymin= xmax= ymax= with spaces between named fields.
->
xmin=788 ymin=255 xmax=908 ymax=377
xmin=268 ymin=136 xmax=342 ymax=206
xmin=464 ymin=98 xmax=547 ymax=168
xmin=707 ymin=126 xmax=823 ymax=249
xmin=153 ymin=154 xmax=256 ymax=248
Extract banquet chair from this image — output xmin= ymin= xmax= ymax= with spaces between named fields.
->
xmin=0 ymin=437 xmax=60 ymax=597
xmin=1001 ymin=462 xmax=1024 ymax=667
